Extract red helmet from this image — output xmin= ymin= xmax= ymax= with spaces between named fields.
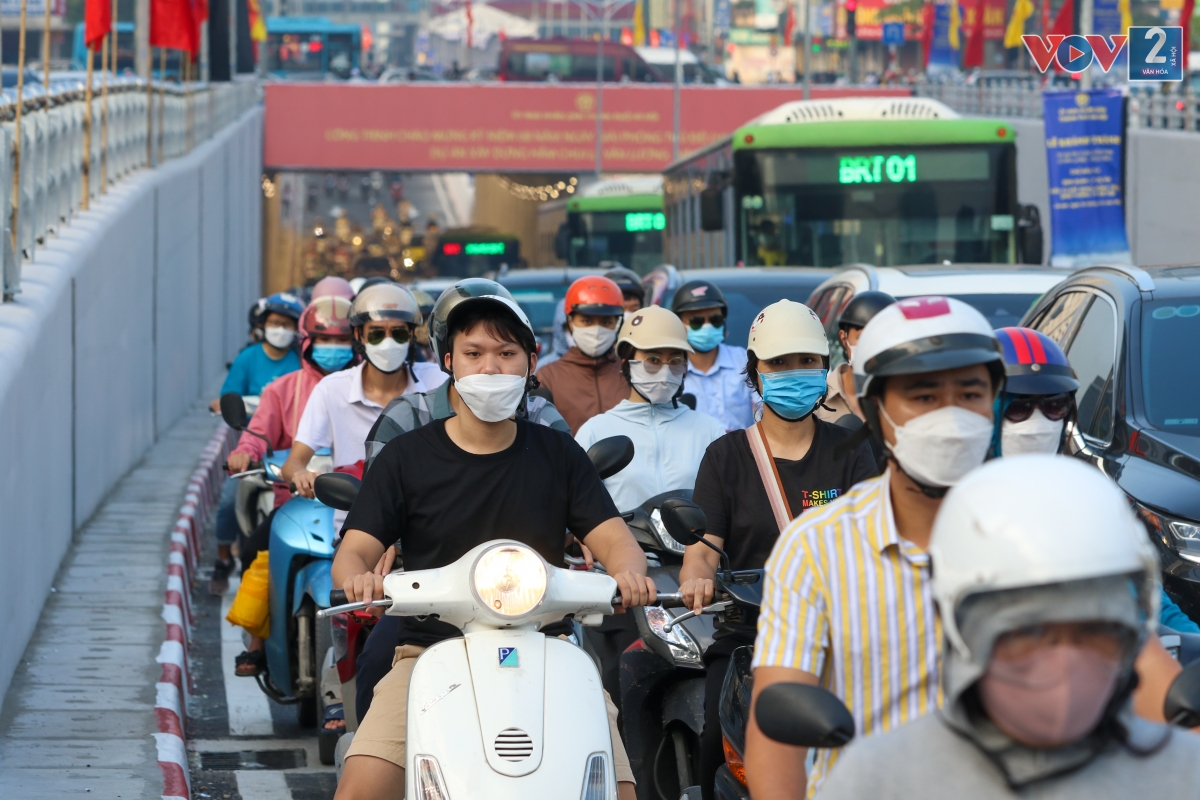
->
xmin=311 ymin=276 xmax=355 ymax=301
xmin=564 ymin=275 xmax=624 ymax=317
xmin=299 ymin=295 xmax=353 ymax=345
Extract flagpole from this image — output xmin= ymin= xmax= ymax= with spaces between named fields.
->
xmin=157 ymin=47 xmax=165 ymax=163
xmin=146 ymin=43 xmax=154 ymax=166
xmin=11 ymin=0 xmax=28 ymax=257
xmin=83 ymin=44 xmax=94 ymax=209
xmin=41 ymin=0 xmax=50 ymax=107
xmin=100 ymin=30 xmax=109 ymax=190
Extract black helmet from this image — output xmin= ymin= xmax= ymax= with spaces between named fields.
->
xmin=429 ymin=278 xmax=534 ymax=371
xmin=603 ymin=266 xmax=645 ymax=306
xmin=838 ymin=290 xmax=896 ymax=331
xmin=670 ymin=279 xmax=727 ymax=315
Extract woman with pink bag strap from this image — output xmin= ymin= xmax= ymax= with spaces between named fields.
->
xmin=679 ymin=299 xmax=879 ymax=800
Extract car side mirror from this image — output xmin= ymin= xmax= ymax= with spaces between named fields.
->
xmin=314 ymin=472 xmax=361 ymax=512
xmin=554 ymin=222 xmax=571 ymax=261
xmin=1165 ymin=660 xmax=1200 ymax=727
xmin=700 ymin=187 xmax=724 ymax=231
xmin=1017 ymin=204 xmax=1044 ymax=265
xmin=755 ymin=682 xmax=856 ymax=748
xmin=660 ymin=497 xmax=707 ymax=546
xmin=586 ymin=435 xmax=635 ymax=480
xmin=220 ymin=392 xmax=249 ymax=430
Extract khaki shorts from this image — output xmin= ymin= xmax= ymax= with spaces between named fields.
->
xmin=347 ymin=643 xmax=635 ymax=784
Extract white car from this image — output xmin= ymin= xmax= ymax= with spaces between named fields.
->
xmin=806 ymin=264 xmax=1073 ymax=363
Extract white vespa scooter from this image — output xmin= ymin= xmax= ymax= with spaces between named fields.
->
xmin=316 ymin=437 xmax=639 ymax=800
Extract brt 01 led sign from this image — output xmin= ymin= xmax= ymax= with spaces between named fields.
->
xmin=838 ymin=154 xmax=917 ymax=185
xmin=625 ymin=212 xmax=666 ymax=232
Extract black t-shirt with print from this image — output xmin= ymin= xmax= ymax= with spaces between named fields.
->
xmin=344 ymin=417 xmax=619 ymax=646
xmin=692 ymin=418 xmax=880 ymax=640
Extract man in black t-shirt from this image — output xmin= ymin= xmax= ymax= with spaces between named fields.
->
xmin=332 ymin=288 xmax=654 ymax=800
xmin=677 ymin=300 xmax=878 ymax=800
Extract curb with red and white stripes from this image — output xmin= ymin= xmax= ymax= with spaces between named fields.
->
xmin=153 ymin=423 xmax=235 ymax=800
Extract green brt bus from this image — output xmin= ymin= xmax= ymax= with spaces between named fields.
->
xmin=663 ymin=97 xmax=1043 ymax=269
xmin=544 ymin=176 xmax=665 ymax=272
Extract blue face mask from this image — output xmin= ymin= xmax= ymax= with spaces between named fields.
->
xmin=311 ymin=343 xmax=354 ymax=372
xmin=687 ymin=323 xmax=725 ymax=353
xmin=760 ymin=368 xmax=828 ymax=421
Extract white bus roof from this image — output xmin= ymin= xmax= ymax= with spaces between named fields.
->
xmin=578 ymin=175 xmax=663 ymax=198
xmin=745 ymin=97 xmax=960 ymax=127
xmin=634 ymin=46 xmax=701 ymax=65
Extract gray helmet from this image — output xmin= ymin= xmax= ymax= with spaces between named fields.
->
xmin=429 ymin=278 xmax=535 ymax=371
xmin=603 ymin=266 xmax=645 ymax=306
xmin=348 ymin=282 xmax=422 ymax=328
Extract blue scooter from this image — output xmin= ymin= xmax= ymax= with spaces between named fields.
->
xmin=220 ymin=395 xmax=336 ymax=739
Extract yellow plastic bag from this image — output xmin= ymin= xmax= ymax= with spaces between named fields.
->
xmin=226 ymin=551 xmax=271 ymax=639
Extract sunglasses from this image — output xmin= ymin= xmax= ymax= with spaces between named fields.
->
xmin=1004 ymin=393 xmax=1073 ymax=423
xmin=365 ymin=327 xmax=411 ymax=346
xmin=633 ymin=356 xmax=688 ymax=376
xmin=684 ymin=313 xmax=725 ymax=330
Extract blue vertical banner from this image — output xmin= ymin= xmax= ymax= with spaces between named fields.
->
xmin=927 ymin=1 xmax=959 ymax=73
xmin=1042 ymin=89 xmax=1132 ymax=267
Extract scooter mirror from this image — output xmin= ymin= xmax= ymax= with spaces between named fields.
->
xmin=314 ymin=472 xmax=362 ymax=511
xmin=220 ymin=392 xmax=249 ymax=430
xmin=755 ymin=682 xmax=855 ymax=749
xmin=660 ymin=497 xmax=707 ymax=546
xmin=1165 ymin=660 xmax=1200 ymax=727
xmin=587 ymin=435 xmax=634 ymax=480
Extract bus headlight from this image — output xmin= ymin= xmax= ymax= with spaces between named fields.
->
xmin=472 ymin=544 xmax=548 ymax=618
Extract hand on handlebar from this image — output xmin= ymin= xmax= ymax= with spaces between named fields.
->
xmin=226 ymin=452 xmax=253 ymax=475
xmin=679 ymin=578 xmax=715 ymax=615
xmin=611 ymin=572 xmax=657 ymax=613
xmin=292 ymin=469 xmax=319 ymax=499
xmin=343 ymin=572 xmax=387 ymax=617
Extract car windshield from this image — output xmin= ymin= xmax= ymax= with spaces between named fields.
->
xmin=899 ymin=293 xmax=1041 ymax=329
xmin=508 ymin=287 xmax=565 ymax=335
xmin=1141 ymin=297 xmax=1200 ymax=434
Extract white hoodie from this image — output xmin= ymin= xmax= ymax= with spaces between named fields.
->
xmin=575 ymin=398 xmax=726 ymax=512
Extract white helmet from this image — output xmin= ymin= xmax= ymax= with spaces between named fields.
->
xmin=617 ymin=305 xmax=694 ymax=356
xmin=930 ymin=455 xmax=1159 ymax=659
xmin=349 ymin=282 xmax=423 ymax=328
xmin=747 ymin=299 xmax=829 ymax=360
xmin=853 ymin=296 xmax=1002 ymax=398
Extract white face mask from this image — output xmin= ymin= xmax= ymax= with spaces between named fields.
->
xmin=629 ymin=361 xmax=684 ymax=405
xmin=880 ymin=404 xmax=993 ymax=488
xmin=264 ymin=325 xmax=296 ymax=349
xmin=572 ymin=324 xmax=618 ymax=358
xmin=364 ymin=338 xmax=409 ymax=374
xmin=454 ymin=372 xmax=527 ymax=422
xmin=1001 ymin=408 xmax=1065 ymax=457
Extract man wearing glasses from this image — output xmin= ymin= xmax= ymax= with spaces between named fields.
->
xmin=670 ymin=279 xmax=758 ymax=431
xmin=284 ymin=282 xmax=446 ymax=508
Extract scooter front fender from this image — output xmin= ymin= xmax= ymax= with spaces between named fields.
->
xmin=406 ymin=632 xmax=617 ymax=799
xmin=291 ymin=558 xmax=333 ymax=615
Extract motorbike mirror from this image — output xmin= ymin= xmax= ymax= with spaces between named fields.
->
xmin=755 ymin=682 xmax=855 ymax=749
xmin=587 ymin=435 xmax=635 ymax=480
xmin=314 ymin=472 xmax=361 ymax=511
xmin=659 ymin=497 xmax=707 ymax=546
xmin=1165 ymin=660 xmax=1200 ymax=727
xmin=220 ymin=392 xmax=249 ymax=430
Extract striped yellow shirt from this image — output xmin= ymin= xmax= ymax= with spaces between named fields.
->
xmin=753 ymin=471 xmax=942 ymax=796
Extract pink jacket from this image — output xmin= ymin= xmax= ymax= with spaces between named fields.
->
xmin=233 ymin=360 xmax=325 ymax=461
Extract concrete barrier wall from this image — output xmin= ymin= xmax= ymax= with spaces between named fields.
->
xmin=0 ymin=108 xmax=263 ymax=699
xmin=1009 ymin=118 xmax=1200 ymax=266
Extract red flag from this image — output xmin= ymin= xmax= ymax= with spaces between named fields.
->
xmin=151 ymin=0 xmax=198 ymax=55
xmin=84 ymin=0 xmax=112 ymax=49
xmin=1047 ymin=0 xmax=1073 ymax=37
xmin=1184 ymin=0 xmax=1196 ymax=72
xmin=962 ymin=0 xmax=986 ymax=67
xmin=921 ymin=1 xmax=936 ymax=67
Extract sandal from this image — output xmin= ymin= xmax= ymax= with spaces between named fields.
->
xmin=323 ymin=702 xmax=346 ymax=733
xmin=234 ymin=649 xmax=266 ymax=677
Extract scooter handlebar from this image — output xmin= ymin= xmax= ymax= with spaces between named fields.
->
xmin=655 ymin=592 xmax=686 ymax=609
xmin=330 ymin=589 xmax=347 ymax=607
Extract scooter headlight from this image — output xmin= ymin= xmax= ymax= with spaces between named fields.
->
xmin=472 ymin=544 xmax=548 ymax=618
xmin=644 ymin=606 xmax=702 ymax=667
xmin=414 ymin=754 xmax=451 ymax=799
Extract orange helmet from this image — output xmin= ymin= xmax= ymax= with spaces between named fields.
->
xmin=564 ymin=275 xmax=624 ymax=317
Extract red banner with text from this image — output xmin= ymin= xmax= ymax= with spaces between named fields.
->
xmin=263 ymin=83 xmax=911 ymax=173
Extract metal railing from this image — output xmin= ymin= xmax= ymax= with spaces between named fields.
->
xmin=916 ymin=78 xmax=1200 ymax=131
xmin=1 ymin=77 xmax=258 ymax=301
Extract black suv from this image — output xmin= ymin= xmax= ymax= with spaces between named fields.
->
xmin=1021 ymin=265 xmax=1200 ymax=618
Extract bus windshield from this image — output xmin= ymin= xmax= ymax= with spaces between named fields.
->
xmin=566 ymin=210 xmax=664 ymax=272
xmin=735 ymin=144 xmax=1016 ymax=267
